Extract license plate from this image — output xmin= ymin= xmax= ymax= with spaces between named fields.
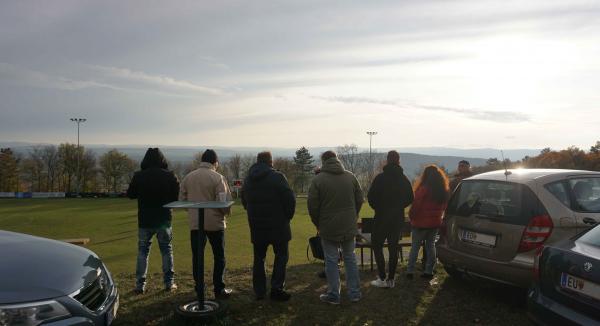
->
xmin=459 ymin=229 xmax=496 ymax=247
xmin=106 ymin=295 xmax=119 ymax=325
xmin=561 ymin=273 xmax=600 ymax=300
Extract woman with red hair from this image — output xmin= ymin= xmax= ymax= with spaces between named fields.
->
xmin=406 ymin=165 xmax=450 ymax=280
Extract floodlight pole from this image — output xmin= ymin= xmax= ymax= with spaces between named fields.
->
xmin=70 ymin=118 xmax=86 ymax=194
xmin=366 ymin=131 xmax=377 ymax=177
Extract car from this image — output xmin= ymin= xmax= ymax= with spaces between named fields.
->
xmin=0 ymin=230 xmax=119 ymax=326
xmin=437 ymin=169 xmax=600 ymax=288
xmin=528 ymin=224 xmax=600 ymax=325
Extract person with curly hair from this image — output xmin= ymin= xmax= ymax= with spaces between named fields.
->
xmin=406 ymin=165 xmax=450 ymax=280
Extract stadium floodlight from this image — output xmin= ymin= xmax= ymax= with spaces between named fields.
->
xmin=70 ymin=118 xmax=87 ymax=194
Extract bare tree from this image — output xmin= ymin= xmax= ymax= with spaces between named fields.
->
xmin=336 ymin=144 xmax=359 ymax=174
xmin=240 ymin=154 xmax=255 ymax=179
xmin=226 ymin=154 xmax=243 ymax=180
xmin=21 ymin=146 xmax=45 ymax=191
xmin=41 ymin=145 xmax=59 ymax=191
xmin=57 ymin=143 xmax=83 ymax=192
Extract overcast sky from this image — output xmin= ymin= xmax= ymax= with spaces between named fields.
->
xmin=1 ymin=0 xmax=599 ymax=149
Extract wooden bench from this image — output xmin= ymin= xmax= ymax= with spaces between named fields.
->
xmin=356 ymin=217 xmax=414 ymax=270
xmin=355 ymin=238 xmax=412 ymax=270
xmin=61 ymin=238 xmax=90 ymax=246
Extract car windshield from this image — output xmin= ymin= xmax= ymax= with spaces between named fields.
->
xmin=578 ymin=225 xmax=600 ymax=248
xmin=569 ymin=177 xmax=600 ymax=213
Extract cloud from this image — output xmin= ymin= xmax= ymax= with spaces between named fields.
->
xmin=314 ymin=96 xmax=531 ymax=123
xmin=0 ymin=62 xmax=225 ymax=97
xmin=0 ymin=62 xmax=120 ymax=91
xmin=87 ymin=65 xmax=224 ymax=96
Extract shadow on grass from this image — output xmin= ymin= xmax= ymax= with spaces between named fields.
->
xmin=418 ymin=275 xmax=530 ymax=326
xmin=113 ymin=262 xmax=439 ymax=326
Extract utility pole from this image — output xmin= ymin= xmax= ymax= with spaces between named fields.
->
xmin=70 ymin=118 xmax=86 ymax=194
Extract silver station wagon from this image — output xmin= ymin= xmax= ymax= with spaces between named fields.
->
xmin=437 ymin=169 xmax=600 ymax=288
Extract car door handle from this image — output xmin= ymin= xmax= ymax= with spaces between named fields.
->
xmin=583 ymin=217 xmax=598 ymax=225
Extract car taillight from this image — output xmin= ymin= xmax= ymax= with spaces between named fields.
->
xmin=518 ymin=214 xmax=553 ymax=253
xmin=532 ymin=246 xmax=544 ymax=281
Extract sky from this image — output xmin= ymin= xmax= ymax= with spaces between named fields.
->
xmin=1 ymin=0 xmax=599 ymax=150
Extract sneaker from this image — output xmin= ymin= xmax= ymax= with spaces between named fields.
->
xmin=255 ymin=294 xmax=266 ymax=301
xmin=319 ymin=294 xmax=340 ymax=305
xmin=386 ymin=278 xmax=395 ymax=288
xmin=406 ymin=273 xmax=414 ymax=280
xmin=350 ymin=295 xmax=362 ymax=303
xmin=270 ymin=290 xmax=291 ymax=302
xmin=421 ymin=273 xmax=434 ymax=280
xmin=215 ymin=288 xmax=233 ymax=299
xmin=134 ymin=286 xmax=145 ymax=295
xmin=370 ymin=277 xmax=389 ymax=288
xmin=165 ymin=283 xmax=178 ymax=292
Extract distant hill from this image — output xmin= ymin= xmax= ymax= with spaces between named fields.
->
xmin=2 ymin=142 xmax=496 ymax=179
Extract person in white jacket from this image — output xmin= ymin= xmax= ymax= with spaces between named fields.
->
xmin=180 ymin=149 xmax=233 ymax=299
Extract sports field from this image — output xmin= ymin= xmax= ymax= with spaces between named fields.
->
xmin=0 ymin=199 xmax=530 ymax=325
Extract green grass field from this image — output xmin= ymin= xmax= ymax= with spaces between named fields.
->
xmin=0 ymin=199 xmax=530 ymax=325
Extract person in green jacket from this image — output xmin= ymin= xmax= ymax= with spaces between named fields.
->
xmin=308 ymin=150 xmax=364 ymax=304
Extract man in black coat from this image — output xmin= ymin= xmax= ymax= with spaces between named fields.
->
xmin=367 ymin=150 xmax=414 ymax=288
xmin=242 ymin=151 xmax=296 ymax=301
xmin=127 ymin=148 xmax=180 ymax=293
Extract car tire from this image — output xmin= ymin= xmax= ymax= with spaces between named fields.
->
xmin=444 ymin=265 xmax=463 ymax=280
xmin=175 ymin=299 xmax=228 ymax=322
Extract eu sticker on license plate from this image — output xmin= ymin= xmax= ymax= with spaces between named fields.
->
xmin=560 ymin=273 xmax=600 ymax=301
xmin=460 ymin=229 xmax=497 ymax=247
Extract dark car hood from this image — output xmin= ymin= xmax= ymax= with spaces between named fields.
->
xmin=0 ymin=230 xmax=103 ymax=304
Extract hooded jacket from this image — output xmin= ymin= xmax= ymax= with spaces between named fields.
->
xmin=241 ymin=162 xmax=296 ymax=243
xmin=180 ymin=162 xmax=231 ymax=231
xmin=307 ymin=157 xmax=364 ymax=242
xmin=127 ymin=148 xmax=180 ymax=229
xmin=367 ymin=164 xmax=414 ymax=226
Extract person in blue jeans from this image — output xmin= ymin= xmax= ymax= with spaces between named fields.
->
xmin=406 ymin=165 xmax=449 ymax=280
xmin=308 ymin=150 xmax=364 ymax=304
xmin=127 ymin=148 xmax=180 ymax=293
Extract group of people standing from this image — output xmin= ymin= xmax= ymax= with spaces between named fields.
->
xmin=126 ymin=146 xmax=473 ymax=305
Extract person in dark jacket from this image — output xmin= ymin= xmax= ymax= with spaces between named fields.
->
xmin=367 ymin=150 xmax=414 ymax=288
xmin=308 ymin=150 xmax=364 ymax=304
xmin=127 ymin=148 xmax=180 ymax=294
xmin=449 ymin=160 xmax=473 ymax=191
xmin=242 ymin=151 xmax=296 ymax=301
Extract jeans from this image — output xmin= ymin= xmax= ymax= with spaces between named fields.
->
xmin=407 ymin=227 xmax=438 ymax=274
xmin=136 ymin=227 xmax=175 ymax=288
xmin=191 ymin=230 xmax=226 ymax=295
xmin=372 ymin=222 xmax=400 ymax=280
xmin=322 ymin=238 xmax=361 ymax=301
xmin=253 ymin=241 xmax=289 ymax=296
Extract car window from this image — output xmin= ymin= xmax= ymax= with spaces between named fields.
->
xmin=446 ymin=180 xmax=538 ymax=225
xmin=577 ymin=225 xmax=600 ymax=248
xmin=569 ymin=178 xmax=600 ymax=213
xmin=545 ymin=181 xmax=571 ymax=208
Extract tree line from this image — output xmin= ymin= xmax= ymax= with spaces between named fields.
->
xmin=470 ymin=141 xmax=600 ymax=174
xmin=2 ymin=141 xmax=599 ymax=194
xmin=0 ymin=144 xmax=136 ymax=193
